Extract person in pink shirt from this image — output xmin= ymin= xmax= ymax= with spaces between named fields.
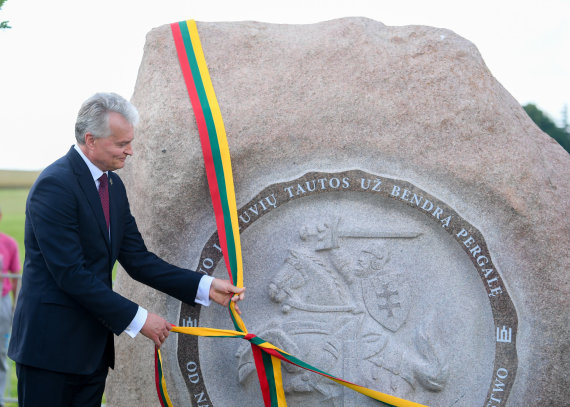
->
xmin=0 ymin=205 xmax=20 ymax=407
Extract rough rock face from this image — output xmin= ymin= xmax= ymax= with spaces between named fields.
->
xmin=106 ymin=17 xmax=569 ymax=407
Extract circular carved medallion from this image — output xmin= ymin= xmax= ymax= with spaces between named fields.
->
xmin=177 ymin=170 xmax=517 ymax=407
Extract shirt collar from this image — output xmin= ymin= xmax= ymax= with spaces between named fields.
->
xmin=73 ymin=144 xmax=107 ymax=184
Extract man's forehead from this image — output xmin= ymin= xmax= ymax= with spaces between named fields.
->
xmin=108 ymin=113 xmax=134 ymax=139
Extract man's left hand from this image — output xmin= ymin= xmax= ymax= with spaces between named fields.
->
xmin=209 ymin=278 xmax=246 ymax=314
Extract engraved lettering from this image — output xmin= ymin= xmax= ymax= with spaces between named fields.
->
xmin=305 ymin=180 xmax=317 ymax=192
xmin=391 ymin=185 xmax=401 ymax=197
xmin=187 ymin=361 xmax=200 ymax=384
xmin=342 ymin=177 xmax=350 ymax=188
xmin=463 ymin=235 xmax=476 ymax=247
xmin=198 ymin=258 xmax=214 ymax=274
xmin=239 ymin=212 xmax=251 ymax=223
xmin=496 ymin=368 xmax=508 ymax=379
xmin=371 ymin=178 xmax=382 ymax=191
xmin=317 ymin=178 xmax=327 ymax=189
xmin=329 ymin=177 xmax=341 ymax=189
xmin=440 ymin=215 xmax=452 ymax=228
xmin=411 ymin=193 xmax=422 ymax=206
xmin=432 ymin=206 xmax=444 ymax=219
xmin=489 ymin=286 xmax=504 ymax=297
xmin=477 ymin=255 xmax=489 ymax=266
xmin=486 ymin=275 xmax=503 ymax=297
xmin=202 ymin=258 xmax=213 ymax=269
xmin=389 ymin=185 xmax=451 ymax=227
xmin=486 ymin=368 xmax=508 ymax=407
xmin=421 ymin=199 xmax=434 ymax=212
xmin=248 ymin=204 xmax=259 ymax=216
xmin=284 ymin=185 xmax=295 ymax=198
xmin=487 ymin=394 xmax=502 ymax=406
xmin=456 ymin=228 xmax=469 ymax=238
xmin=212 ymin=243 xmax=222 ymax=253
xmin=361 ymin=178 xmax=371 ymax=190
xmin=296 ymin=183 xmax=307 ymax=195
xmin=470 ymin=245 xmax=482 ymax=257
xmin=456 ymin=229 xmax=504 ymax=297
xmin=265 ymin=194 xmax=277 ymax=208
xmin=493 ymin=377 xmax=506 ymax=392
xmin=194 ymin=392 xmax=207 ymax=403
xmin=194 ymin=391 xmax=208 ymax=403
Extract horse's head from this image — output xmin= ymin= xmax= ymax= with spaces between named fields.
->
xmin=268 ymin=249 xmax=310 ymax=304
xmin=268 ymin=249 xmax=354 ymax=315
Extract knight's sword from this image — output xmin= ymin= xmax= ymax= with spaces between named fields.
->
xmin=300 ymin=219 xmax=422 ymax=250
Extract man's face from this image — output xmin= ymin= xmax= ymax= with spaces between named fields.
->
xmin=85 ymin=111 xmax=134 ymax=172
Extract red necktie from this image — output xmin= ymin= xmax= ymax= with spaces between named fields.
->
xmin=98 ymin=173 xmax=110 ymax=230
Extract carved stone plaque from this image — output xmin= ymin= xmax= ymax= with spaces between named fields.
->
xmin=177 ymin=170 xmax=518 ymax=407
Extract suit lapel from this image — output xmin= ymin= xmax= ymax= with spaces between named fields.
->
xmin=67 ymin=148 xmax=111 ymax=250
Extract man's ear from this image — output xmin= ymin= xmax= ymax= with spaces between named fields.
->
xmin=84 ymin=133 xmax=95 ymax=149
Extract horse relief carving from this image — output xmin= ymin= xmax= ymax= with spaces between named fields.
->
xmin=238 ymin=219 xmax=449 ymax=404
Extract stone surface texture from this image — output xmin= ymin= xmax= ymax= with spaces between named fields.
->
xmin=106 ymin=17 xmax=569 ymax=407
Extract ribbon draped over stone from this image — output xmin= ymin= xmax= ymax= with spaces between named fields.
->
xmin=153 ymin=19 xmax=428 ymax=407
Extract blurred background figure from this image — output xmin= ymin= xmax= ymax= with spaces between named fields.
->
xmin=0 ymin=205 xmax=20 ymax=407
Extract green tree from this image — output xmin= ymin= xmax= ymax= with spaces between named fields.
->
xmin=0 ymin=0 xmax=10 ymax=29
xmin=523 ymin=103 xmax=570 ymax=154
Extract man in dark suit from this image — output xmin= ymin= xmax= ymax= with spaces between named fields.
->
xmin=8 ymin=92 xmax=245 ymax=407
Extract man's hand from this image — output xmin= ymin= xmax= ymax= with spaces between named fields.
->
xmin=140 ymin=312 xmax=172 ymax=347
xmin=209 ymin=278 xmax=246 ymax=314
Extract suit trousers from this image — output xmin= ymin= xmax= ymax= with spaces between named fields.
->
xmin=16 ymin=357 xmax=108 ymax=407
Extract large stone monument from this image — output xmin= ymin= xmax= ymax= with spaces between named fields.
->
xmin=106 ymin=17 xmax=569 ymax=407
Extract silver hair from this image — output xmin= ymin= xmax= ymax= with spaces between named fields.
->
xmin=74 ymin=92 xmax=139 ymax=144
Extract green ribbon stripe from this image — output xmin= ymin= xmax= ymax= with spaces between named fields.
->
xmin=178 ymin=21 xmax=240 ymax=286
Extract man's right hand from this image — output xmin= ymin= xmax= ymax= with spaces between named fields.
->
xmin=140 ymin=312 xmax=172 ymax=347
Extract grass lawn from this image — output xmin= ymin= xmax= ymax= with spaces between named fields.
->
xmin=0 ymin=188 xmax=27 ymax=265
xmin=0 ymin=171 xmax=40 ymax=189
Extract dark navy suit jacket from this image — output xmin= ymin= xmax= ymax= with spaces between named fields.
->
xmin=8 ymin=147 xmax=203 ymax=374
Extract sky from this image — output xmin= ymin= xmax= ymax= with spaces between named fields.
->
xmin=1 ymin=0 xmax=568 ymax=170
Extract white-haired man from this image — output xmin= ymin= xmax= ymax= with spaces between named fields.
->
xmin=9 ymin=92 xmax=245 ymax=406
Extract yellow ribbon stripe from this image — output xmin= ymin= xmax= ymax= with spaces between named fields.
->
xmin=185 ymin=19 xmax=244 ymax=291
xmin=271 ymin=356 xmax=287 ymax=406
xmin=172 ymin=325 xmax=246 ymax=338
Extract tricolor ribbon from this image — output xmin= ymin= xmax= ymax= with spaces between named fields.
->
xmin=170 ymin=19 xmax=246 ymax=333
xmin=155 ymin=19 xmax=428 ymax=407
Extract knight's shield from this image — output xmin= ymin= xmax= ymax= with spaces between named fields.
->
xmin=361 ymin=273 xmax=410 ymax=332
